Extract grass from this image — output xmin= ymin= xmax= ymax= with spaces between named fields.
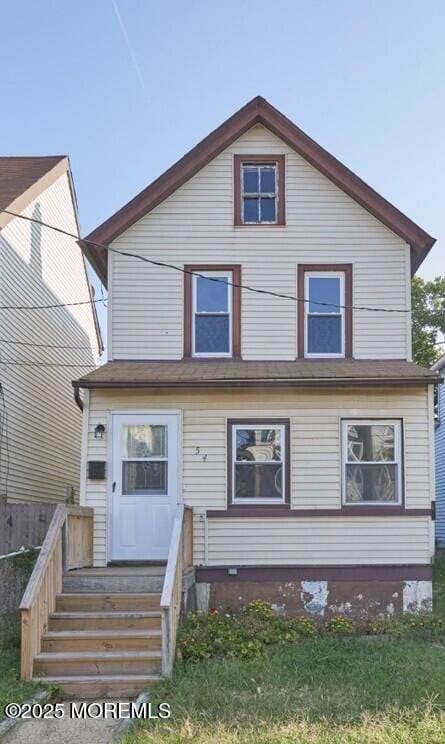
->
xmin=127 ymin=553 xmax=445 ymax=743
xmin=0 ymin=613 xmax=42 ymax=720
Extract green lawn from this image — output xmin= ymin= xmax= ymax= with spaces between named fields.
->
xmin=0 ymin=614 xmax=42 ymax=720
xmin=127 ymin=555 xmax=445 ymax=744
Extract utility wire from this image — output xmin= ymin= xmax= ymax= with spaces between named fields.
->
xmin=0 ymin=208 xmax=412 ymax=314
xmin=0 ymin=360 xmax=96 ymax=369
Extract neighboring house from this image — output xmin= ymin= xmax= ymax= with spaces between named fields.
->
xmin=0 ymin=157 xmax=101 ymax=504
xmin=75 ymin=96 xmax=438 ymax=618
xmin=432 ymin=354 xmax=445 ymax=547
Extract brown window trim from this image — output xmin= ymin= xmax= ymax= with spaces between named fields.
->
xmin=227 ymin=418 xmax=291 ymax=509
xmin=184 ymin=264 xmax=241 ymax=358
xmin=341 ymin=417 xmax=405 ymax=512
xmin=297 ymin=263 xmax=353 ymax=358
xmin=234 ymin=154 xmax=285 ymax=226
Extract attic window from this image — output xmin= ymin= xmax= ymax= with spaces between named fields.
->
xmin=234 ymin=155 xmax=285 ymax=226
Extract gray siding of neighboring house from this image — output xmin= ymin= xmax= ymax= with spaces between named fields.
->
xmin=436 ymin=378 xmax=445 ymax=547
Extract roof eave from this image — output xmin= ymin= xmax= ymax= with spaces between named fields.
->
xmin=73 ymin=376 xmax=438 ymax=390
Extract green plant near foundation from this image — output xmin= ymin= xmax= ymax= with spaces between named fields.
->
xmin=177 ymin=600 xmax=445 ymax=663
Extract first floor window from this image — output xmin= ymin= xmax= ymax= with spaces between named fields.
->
xmin=342 ymin=420 xmax=402 ymax=505
xmin=192 ymin=270 xmax=232 ymax=356
xmin=305 ymin=272 xmax=344 ymax=357
xmin=229 ymin=420 xmax=289 ymax=505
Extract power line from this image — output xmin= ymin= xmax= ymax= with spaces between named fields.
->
xmin=0 ymin=207 xmax=412 ymax=315
xmin=0 ymin=298 xmax=104 ymax=311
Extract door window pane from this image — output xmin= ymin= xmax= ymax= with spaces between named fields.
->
xmin=345 ymin=463 xmax=397 ymax=503
xmin=307 ymin=316 xmax=342 ymax=354
xmin=235 ymin=463 xmax=282 ymax=500
xmin=196 ymin=275 xmax=228 ymax=312
xmin=122 ymin=425 xmax=167 ymax=458
xmin=122 ymin=461 xmax=168 ymax=495
xmin=195 ymin=315 xmax=230 ymax=353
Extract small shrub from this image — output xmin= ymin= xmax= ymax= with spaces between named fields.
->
xmin=325 ymin=614 xmax=355 ymax=636
xmin=289 ymin=615 xmax=317 ymax=638
xmin=239 ymin=600 xmax=275 ymax=621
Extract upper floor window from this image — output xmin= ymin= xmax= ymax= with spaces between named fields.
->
xmin=298 ymin=264 xmax=353 ymax=358
xmin=184 ymin=265 xmax=241 ymax=358
xmin=342 ymin=420 xmax=403 ymax=505
xmin=234 ymin=155 xmax=285 ymax=226
xmin=193 ymin=271 xmax=232 ymax=357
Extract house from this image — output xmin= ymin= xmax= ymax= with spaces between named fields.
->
xmin=432 ymin=354 xmax=445 ymax=547
xmin=0 ymin=157 xmax=101 ymax=504
xmin=18 ymin=98 xmax=439 ymax=697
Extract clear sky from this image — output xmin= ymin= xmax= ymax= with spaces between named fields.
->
xmin=1 ymin=0 xmax=444 ymax=344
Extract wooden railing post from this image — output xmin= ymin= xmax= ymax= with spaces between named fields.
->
xmin=160 ymin=504 xmax=193 ymax=676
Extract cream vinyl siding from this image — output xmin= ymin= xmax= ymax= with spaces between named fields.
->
xmin=0 ymin=172 xmax=98 ymax=503
xmin=109 ymin=124 xmax=410 ymax=361
xmin=84 ymin=386 xmax=432 ymax=566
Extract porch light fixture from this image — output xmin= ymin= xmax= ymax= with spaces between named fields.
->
xmin=94 ymin=424 xmax=106 ymax=440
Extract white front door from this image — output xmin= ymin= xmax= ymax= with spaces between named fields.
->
xmin=110 ymin=413 xmax=179 ymax=561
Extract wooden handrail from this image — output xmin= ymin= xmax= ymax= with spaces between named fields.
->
xmin=160 ymin=504 xmax=193 ymax=676
xmin=19 ymin=503 xmax=93 ymax=680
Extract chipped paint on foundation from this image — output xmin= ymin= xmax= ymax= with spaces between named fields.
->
xmin=300 ymin=580 xmax=329 ymax=616
xmin=403 ymin=581 xmax=433 ymax=614
xmin=271 ymin=603 xmax=286 ymax=616
xmin=328 ymin=601 xmax=353 ymax=615
xmin=392 ymin=592 xmax=399 ymax=599
xmin=355 ymin=594 xmax=364 ymax=601
xmin=385 ymin=602 xmax=395 ymax=616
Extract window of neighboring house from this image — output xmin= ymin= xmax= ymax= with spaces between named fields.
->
xmin=229 ymin=420 xmax=290 ymax=505
xmin=298 ymin=265 xmax=352 ymax=358
xmin=342 ymin=420 xmax=403 ymax=505
xmin=184 ymin=265 xmax=241 ymax=358
xmin=234 ymin=155 xmax=285 ymax=226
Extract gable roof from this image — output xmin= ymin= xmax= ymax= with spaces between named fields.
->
xmin=81 ymin=96 xmax=436 ymax=287
xmin=0 ymin=155 xmax=104 ymax=352
xmin=0 ymin=156 xmax=67 ymax=214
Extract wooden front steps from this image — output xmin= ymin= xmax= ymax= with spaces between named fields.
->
xmin=32 ymin=568 xmax=165 ymax=698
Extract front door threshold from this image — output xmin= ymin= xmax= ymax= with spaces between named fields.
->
xmin=107 ymin=560 xmax=167 ymax=567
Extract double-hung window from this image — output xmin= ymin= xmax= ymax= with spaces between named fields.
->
xmin=242 ymin=164 xmax=277 ymax=224
xmin=305 ymin=272 xmax=344 ymax=357
xmin=298 ymin=265 xmax=352 ymax=358
xmin=229 ymin=420 xmax=289 ymax=505
xmin=234 ymin=155 xmax=285 ymax=226
xmin=184 ymin=264 xmax=241 ymax=358
xmin=192 ymin=271 xmax=232 ymax=357
xmin=342 ymin=420 xmax=403 ymax=505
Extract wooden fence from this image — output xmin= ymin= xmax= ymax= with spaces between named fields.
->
xmin=0 ymin=503 xmax=56 ymax=555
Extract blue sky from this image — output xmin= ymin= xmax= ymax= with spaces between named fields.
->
xmin=1 ymin=0 xmax=444 ymax=344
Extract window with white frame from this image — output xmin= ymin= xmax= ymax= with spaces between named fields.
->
xmin=192 ymin=271 xmax=232 ymax=356
xmin=230 ymin=422 xmax=288 ymax=504
xmin=242 ymin=163 xmax=277 ymax=224
xmin=342 ymin=420 xmax=402 ymax=505
xmin=304 ymin=272 xmax=345 ymax=357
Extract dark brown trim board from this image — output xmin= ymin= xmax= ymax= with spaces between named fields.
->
xmin=207 ymin=507 xmax=432 ymax=518
xmin=233 ymin=154 xmax=285 ymax=226
xmin=227 ymin=418 xmax=291 ymax=507
xmin=183 ymin=264 xmax=241 ymax=358
xmin=196 ymin=564 xmax=432 ymax=583
xmin=81 ymin=96 xmax=435 ymax=286
xmin=297 ymin=264 xmax=353 ymax=358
